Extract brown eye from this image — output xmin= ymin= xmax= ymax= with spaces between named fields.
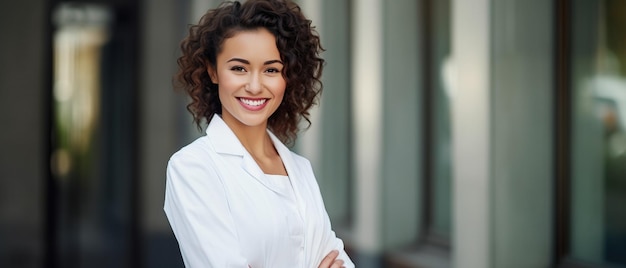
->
xmin=266 ymin=68 xmax=281 ymax=73
xmin=230 ymin=66 xmax=246 ymax=72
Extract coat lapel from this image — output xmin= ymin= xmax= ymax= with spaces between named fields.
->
xmin=206 ymin=116 xmax=293 ymax=196
xmin=206 ymin=116 xmax=264 ymax=186
xmin=268 ymin=132 xmax=308 ymax=217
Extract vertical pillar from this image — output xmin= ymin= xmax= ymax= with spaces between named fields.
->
xmin=351 ymin=0 xmax=384 ymax=258
xmin=451 ymin=0 xmax=492 ymax=267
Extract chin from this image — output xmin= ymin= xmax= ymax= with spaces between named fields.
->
xmin=234 ymin=115 xmax=270 ymax=128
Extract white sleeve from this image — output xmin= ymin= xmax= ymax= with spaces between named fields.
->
xmin=329 ymin=232 xmax=354 ymax=267
xmin=302 ymin=159 xmax=355 ymax=268
xmin=164 ymin=152 xmax=249 ymax=268
xmin=320 ymin=207 xmax=355 ymax=268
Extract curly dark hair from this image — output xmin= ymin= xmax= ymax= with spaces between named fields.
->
xmin=175 ymin=0 xmax=325 ymax=146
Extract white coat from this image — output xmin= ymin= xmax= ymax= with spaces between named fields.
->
xmin=164 ymin=116 xmax=355 ymax=268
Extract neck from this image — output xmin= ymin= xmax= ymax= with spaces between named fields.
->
xmin=221 ymin=115 xmax=275 ymax=158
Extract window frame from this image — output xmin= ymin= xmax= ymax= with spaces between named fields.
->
xmin=554 ymin=0 xmax=623 ymax=267
xmin=384 ymin=0 xmax=453 ymax=266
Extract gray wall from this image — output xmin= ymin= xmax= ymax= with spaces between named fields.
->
xmin=0 ymin=0 xmax=47 ymax=267
xmin=491 ymin=0 xmax=554 ymax=266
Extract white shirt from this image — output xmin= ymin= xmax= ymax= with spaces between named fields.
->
xmin=164 ymin=116 xmax=354 ymax=268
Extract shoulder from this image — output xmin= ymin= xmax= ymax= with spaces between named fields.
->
xmin=288 ymin=150 xmax=313 ymax=170
xmin=171 ymin=135 xmax=213 ymax=160
xmin=285 ymin=150 xmax=318 ymax=186
xmin=167 ymin=136 xmax=216 ymax=176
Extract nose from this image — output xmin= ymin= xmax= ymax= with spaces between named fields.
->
xmin=245 ymin=73 xmax=262 ymax=94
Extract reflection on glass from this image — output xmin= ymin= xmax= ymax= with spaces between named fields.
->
xmin=429 ymin=0 xmax=452 ymax=242
xmin=53 ymin=4 xmax=109 ymax=168
xmin=570 ymin=0 xmax=626 ymax=265
xmin=52 ymin=3 xmax=134 ymax=268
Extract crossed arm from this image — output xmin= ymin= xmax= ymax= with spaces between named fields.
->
xmin=164 ymin=154 xmax=351 ymax=267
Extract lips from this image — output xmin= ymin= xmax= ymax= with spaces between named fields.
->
xmin=238 ymin=97 xmax=269 ymax=111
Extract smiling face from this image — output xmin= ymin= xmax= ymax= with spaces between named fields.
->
xmin=208 ymin=28 xmax=286 ymax=130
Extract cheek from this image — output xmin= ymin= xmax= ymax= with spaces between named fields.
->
xmin=274 ymin=78 xmax=287 ymax=96
xmin=218 ymin=72 xmax=242 ymax=89
xmin=274 ymin=82 xmax=286 ymax=103
xmin=217 ymin=88 xmax=227 ymax=110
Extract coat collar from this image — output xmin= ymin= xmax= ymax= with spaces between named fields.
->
xmin=206 ymin=115 xmax=247 ymax=156
xmin=205 ymin=116 xmax=304 ymax=202
xmin=206 ymin=115 xmax=292 ymax=159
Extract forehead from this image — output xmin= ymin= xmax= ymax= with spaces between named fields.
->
xmin=218 ymin=28 xmax=280 ymax=60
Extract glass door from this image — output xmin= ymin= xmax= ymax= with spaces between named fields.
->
xmin=50 ymin=3 xmax=139 ymax=267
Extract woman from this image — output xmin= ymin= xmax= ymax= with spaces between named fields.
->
xmin=163 ymin=0 xmax=354 ymax=267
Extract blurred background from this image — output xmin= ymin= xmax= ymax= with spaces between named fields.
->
xmin=0 ymin=0 xmax=625 ymax=267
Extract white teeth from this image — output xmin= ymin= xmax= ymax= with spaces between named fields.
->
xmin=240 ymin=98 xmax=267 ymax=106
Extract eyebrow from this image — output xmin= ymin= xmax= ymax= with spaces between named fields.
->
xmin=226 ymin=58 xmax=283 ymax=65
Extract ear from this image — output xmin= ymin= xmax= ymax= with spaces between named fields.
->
xmin=207 ymin=65 xmax=218 ymax=84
